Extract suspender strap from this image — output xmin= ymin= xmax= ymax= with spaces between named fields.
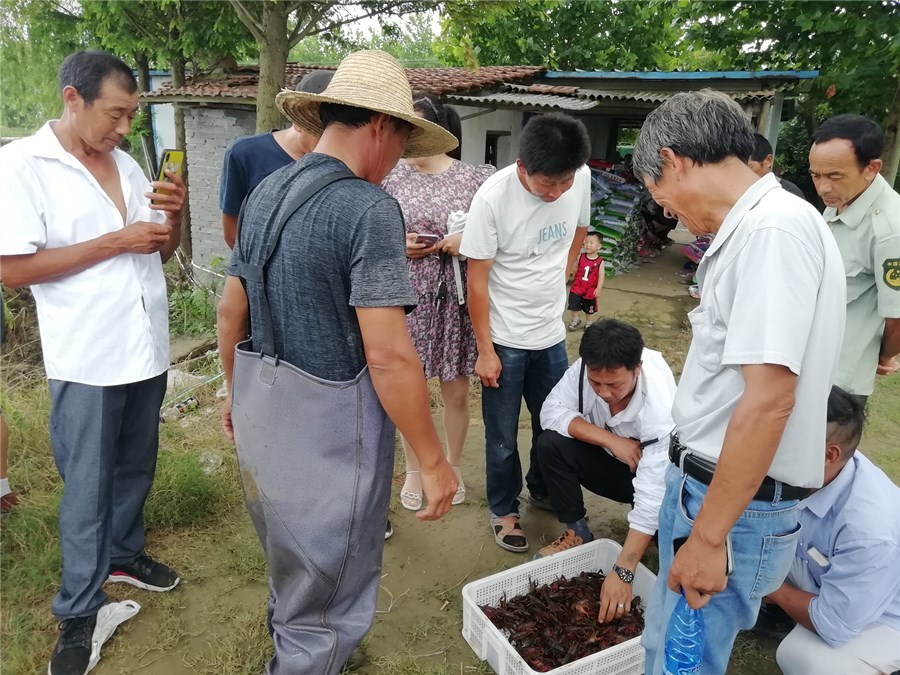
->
xmin=578 ymin=360 xmax=586 ymax=415
xmin=234 ymin=170 xmax=356 ymax=358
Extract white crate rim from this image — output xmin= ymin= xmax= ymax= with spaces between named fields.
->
xmin=461 ymin=538 xmax=656 ymax=675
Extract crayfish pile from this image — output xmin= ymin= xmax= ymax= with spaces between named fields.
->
xmin=479 ymin=571 xmax=644 ymax=672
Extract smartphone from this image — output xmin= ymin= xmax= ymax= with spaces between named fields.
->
xmin=674 ymin=534 xmax=734 ymax=577
xmin=153 ymin=149 xmax=185 ymax=196
xmin=413 ymin=233 xmax=440 ymax=247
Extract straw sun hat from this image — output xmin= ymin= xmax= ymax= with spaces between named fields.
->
xmin=276 ymin=50 xmax=459 ymax=159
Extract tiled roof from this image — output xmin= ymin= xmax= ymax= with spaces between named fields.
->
xmin=143 ymin=63 xmax=545 ymax=101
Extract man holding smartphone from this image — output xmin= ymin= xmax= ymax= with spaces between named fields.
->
xmin=0 ymin=51 xmax=185 ymax=675
xmin=631 ymin=91 xmax=845 ymax=673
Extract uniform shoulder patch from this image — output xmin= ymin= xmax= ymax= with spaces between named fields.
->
xmin=884 ymin=258 xmax=900 ymax=290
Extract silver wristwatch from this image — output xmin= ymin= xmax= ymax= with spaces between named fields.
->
xmin=613 ymin=564 xmax=635 ymax=584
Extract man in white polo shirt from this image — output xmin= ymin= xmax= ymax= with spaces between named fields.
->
xmin=0 ymin=51 xmax=184 ymax=675
xmin=631 ymin=90 xmax=846 ymax=673
xmin=460 ymin=113 xmax=591 ymax=553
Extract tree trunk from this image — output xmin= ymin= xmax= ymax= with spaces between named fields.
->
xmin=879 ymin=80 xmax=900 ymax=189
xmin=799 ymin=94 xmax=818 ymax=137
xmin=256 ymin=2 xmax=290 ymax=133
xmin=171 ymin=54 xmax=192 ymax=258
xmin=134 ymin=53 xmax=157 ymax=176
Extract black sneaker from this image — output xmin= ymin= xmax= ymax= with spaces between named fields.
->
xmin=385 ymin=520 xmax=394 ymax=540
xmin=48 ymin=614 xmax=96 ymax=675
xmin=108 ymin=553 xmax=180 ymax=591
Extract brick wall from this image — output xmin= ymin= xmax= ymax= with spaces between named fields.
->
xmin=185 ymin=106 xmax=256 ymax=271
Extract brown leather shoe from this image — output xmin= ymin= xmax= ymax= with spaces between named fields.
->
xmin=0 ymin=491 xmax=18 ymax=513
xmin=535 ymin=529 xmax=585 ymax=559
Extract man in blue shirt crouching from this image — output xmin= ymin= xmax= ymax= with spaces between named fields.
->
xmin=761 ymin=386 xmax=900 ymax=674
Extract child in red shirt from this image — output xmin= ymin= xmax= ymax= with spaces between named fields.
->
xmin=567 ymin=231 xmax=605 ymax=330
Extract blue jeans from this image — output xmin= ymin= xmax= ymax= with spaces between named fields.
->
xmin=641 ymin=464 xmax=802 ymax=674
xmin=482 ymin=341 xmax=568 ymax=518
xmin=49 ymin=373 xmax=167 ymax=620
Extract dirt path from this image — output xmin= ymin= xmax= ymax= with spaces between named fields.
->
xmin=94 ymin=247 xmax=781 ymax=674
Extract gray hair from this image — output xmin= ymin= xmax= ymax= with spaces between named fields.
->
xmin=632 ymin=89 xmax=755 ymax=183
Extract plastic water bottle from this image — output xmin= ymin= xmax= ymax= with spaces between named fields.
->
xmin=664 ymin=591 xmax=704 ymax=674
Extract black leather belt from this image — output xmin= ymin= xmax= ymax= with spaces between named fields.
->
xmin=669 ymin=435 xmax=810 ymax=502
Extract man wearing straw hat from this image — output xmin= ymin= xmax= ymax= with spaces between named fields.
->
xmin=216 ymin=50 xmax=459 ymax=674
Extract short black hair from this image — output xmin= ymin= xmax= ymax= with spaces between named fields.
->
xmin=750 ymin=133 xmax=773 ymax=162
xmin=319 ymin=103 xmax=412 ymax=134
xmin=413 ymin=92 xmax=462 ymax=160
xmin=518 ymin=113 xmax=591 ymax=176
xmin=584 ymin=231 xmax=602 ymax=242
xmin=812 ymin=114 xmax=883 ymax=168
xmin=579 ymin=319 xmax=643 ymax=371
xmin=826 ymin=386 xmax=865 ymax=458
xmin=59 ymin=51 xmax=137 ymax=105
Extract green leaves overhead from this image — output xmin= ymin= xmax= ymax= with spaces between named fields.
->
xmin=437 ymin=0 xmax=684 ymax=71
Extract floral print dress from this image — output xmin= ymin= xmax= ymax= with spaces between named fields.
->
xmin=381 ymin=160 xmax=495 ymax=380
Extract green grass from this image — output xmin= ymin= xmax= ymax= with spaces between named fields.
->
xmin=0 ymin=365 xmax=241 ymax=675
xmin=144 ymin=451 xmax=229 ymax=528
xmin=1 ymin=324 xmax=897 ymax=674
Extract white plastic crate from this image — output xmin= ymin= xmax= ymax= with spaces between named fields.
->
xmin=462 ymin=538 xmax=657 ymax=675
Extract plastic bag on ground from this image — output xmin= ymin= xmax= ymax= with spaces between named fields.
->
xmin=88 ymin=600 xmax=141 ymax=672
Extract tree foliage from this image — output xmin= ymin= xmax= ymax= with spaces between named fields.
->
xmin=685 ymin=2 xmax=898 ymax=122
xmin=0 ymin=0 xmax=87 ymax=133
xmin=80 ymin=1 xmax=254 ymax=76
xmin=290 ymin=13 xmax=441 ymax=66
xmin=437 ymin=0 xmax=684 ymax=70
xmin=228 ymin=0 xmax=438 ymax=131
xmin=684 ymin=1 xmax=900 ymax=184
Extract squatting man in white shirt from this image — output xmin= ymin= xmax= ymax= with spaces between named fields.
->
xmin=534 ymin=318 xmax=676 ymax=624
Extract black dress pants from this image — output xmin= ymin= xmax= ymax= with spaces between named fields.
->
xmin=536 ymin=430 xmax=635 ymax=524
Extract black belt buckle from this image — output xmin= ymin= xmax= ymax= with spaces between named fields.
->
xmin=670 ymin=434 xmax=809 ymax=502
xmin=668 ymin=434 xmax=687 ymax=467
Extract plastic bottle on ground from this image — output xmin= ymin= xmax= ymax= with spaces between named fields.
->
xmin=159 ymin=396 xmax=200 ymax=423
xmin=664 ymin=591 xmax=704 ymax=675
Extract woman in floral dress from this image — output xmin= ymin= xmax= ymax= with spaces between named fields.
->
xmin=381 ymin=93 xmax=495 ymax=511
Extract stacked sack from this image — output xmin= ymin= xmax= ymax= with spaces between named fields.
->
xmin=589 ymin=168 xmax=643 ymax=276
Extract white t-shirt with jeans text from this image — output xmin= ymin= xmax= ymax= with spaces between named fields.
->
xmin=460 ymin=164 xmax=591 ymax=351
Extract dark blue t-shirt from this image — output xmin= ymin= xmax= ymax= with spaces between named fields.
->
xmin=227 ymin=153 xmax=416 ymax=381
xmin=219 ymin=132 xmax=294 ymax=216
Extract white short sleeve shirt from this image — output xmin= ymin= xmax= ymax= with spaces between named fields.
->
xmin=0 ymin=122 xmax=169 ymax=386
xmin=540 ymin=348 xmax=677 ymax=535
xmin=672 ymin=174 xmax=846 ymax=488
xmin=460 ymin=164 xmax=591 ymax=350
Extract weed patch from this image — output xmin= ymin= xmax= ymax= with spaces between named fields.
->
xmin=144 ymin=451 xmax=228 ymax=529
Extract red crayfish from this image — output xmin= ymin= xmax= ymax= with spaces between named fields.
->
xmin=479 ymin=571 xmax=644 ymax=672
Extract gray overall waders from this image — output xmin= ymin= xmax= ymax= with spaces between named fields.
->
xmin=231 ymin=171 xmax=396 ymax=674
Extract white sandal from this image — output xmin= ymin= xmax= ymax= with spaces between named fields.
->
xmin=400 ymin=471 xmax=422 ymax=511
xmin=452 ymin=466 xmax=466 ymax=505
